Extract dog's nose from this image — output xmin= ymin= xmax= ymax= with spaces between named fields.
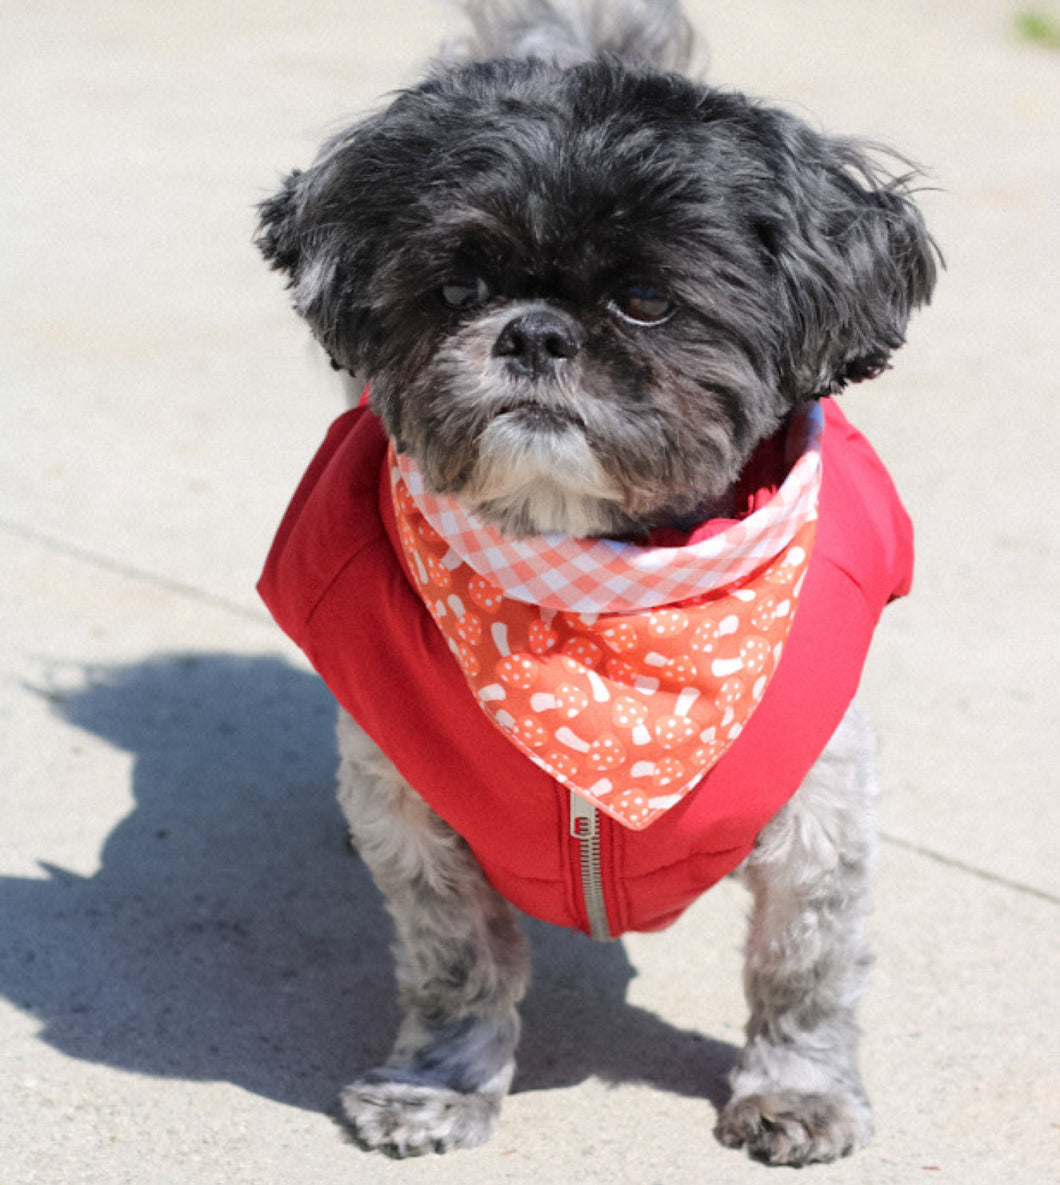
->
xmin=493 ymin=309 xmax=584 ymax=378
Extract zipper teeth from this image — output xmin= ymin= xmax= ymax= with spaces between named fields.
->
xmin=570 ymin=795 xmax=612 ymax=941
xmin=580 ymin=830 xmax=612 ymax=941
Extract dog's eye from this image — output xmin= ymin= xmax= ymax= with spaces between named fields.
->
xmin=610 ymin=284 xmax=675 ymax=326
xmin=440 ymin=277 xmax=491 ymax=311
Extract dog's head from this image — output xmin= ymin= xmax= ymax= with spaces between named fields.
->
xmin=258 ymin=56 xmax=937 ymax=537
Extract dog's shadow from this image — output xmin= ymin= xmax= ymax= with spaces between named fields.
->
xmin=1 ymin=654 xmax=737 ymax=1115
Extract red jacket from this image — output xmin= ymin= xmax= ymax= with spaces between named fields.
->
xmin=259 ymin=400 xmax=912 ymax=938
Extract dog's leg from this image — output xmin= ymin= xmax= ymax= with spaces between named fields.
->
xmin=716 ymin=705 xmax=878 ymax=1166
xmin=334 ymin=710 xmax=531 ymax=1157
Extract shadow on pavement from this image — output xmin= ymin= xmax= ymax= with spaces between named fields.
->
xmin=1 ymin=653 xmax=737 ymax=1113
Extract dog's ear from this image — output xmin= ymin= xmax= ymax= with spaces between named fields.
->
xmin=254 ymin=149 xmax=377 ymax=373
xmin=256 ymin=169 xmax=305 ymax=278
xmin=758 ymin=113 xmax=940 ymax=400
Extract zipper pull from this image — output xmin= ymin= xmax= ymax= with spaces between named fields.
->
xmin=570 ymin=792 xmax=599 ymax=839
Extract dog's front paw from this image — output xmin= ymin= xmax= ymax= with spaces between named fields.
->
xmin=339 ymin=1071 xmax=503 ymax=1158
xmin=715 ymin=1089 xmax=873 ymax=1166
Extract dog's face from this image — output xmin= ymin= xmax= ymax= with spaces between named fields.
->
xmin=259 ymin=58 xmax=936 ymax=538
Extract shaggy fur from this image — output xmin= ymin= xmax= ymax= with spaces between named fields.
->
xmin=257 ymin=6 xmax=934 ymax=540
xmin=256 ymin=0 xmax=936 ymax=1165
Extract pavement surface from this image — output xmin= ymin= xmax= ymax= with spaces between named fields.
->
xmin=2 ymin=1 xmax=1058 ymax=1182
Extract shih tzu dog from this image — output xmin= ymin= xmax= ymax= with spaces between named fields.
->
xmin=255 ymin=0 xmax=937 ymax=1166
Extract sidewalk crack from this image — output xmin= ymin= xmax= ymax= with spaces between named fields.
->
xmin=0 ymin=516 xmax=267 ymax=625
xmin=880 ymin=831 xmax=1058 ymax=905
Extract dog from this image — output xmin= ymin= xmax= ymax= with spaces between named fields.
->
xmin=255 ymin=0 xmax=937 ymax=1165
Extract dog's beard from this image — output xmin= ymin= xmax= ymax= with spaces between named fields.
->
xmin=464 ymin=414 xmax=619 ymax=538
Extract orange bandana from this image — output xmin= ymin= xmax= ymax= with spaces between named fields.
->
xmin=390 ymin=406 xmax=822 ymax=830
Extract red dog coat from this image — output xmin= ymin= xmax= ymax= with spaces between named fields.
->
xmin=259 ymin=399 xmax=912 ymax=938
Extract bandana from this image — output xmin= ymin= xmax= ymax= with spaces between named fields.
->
xmin=389 ymin=405 xmax=823 ymax=830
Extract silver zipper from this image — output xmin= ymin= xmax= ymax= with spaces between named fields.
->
xmin=569 ymin=794 xmax=612 ymax=941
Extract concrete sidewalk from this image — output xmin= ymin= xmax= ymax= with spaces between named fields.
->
xmin=2 ymin=1 xmax=1057 ymax=1181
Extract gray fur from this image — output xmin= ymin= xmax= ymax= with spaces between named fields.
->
xmin=449 ymin=0 xmax=694 ymax=70
xmin=257 ymin=0 xmax=934 ymax=1164
xmin=717 ymin=705 xmax=878 ymax=1164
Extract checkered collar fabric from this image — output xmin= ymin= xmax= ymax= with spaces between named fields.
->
xmin=393 ymin=404 xmax=823 ymax=614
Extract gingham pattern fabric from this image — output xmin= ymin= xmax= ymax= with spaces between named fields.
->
xmin=395 ymin=403 xmax=823 ymax=614
xmin=388 ymin=406 xmax=823 ymax=829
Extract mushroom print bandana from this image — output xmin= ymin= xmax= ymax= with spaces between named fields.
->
xmin=389 ymin=404 xmax=824 ymax=830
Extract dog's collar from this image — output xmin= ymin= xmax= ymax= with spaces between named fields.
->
xmin=388 ymin=408 xmax=821 ymax=830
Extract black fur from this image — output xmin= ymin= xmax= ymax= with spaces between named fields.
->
xmin=257 ymin=54 xmax=937 ymax=536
